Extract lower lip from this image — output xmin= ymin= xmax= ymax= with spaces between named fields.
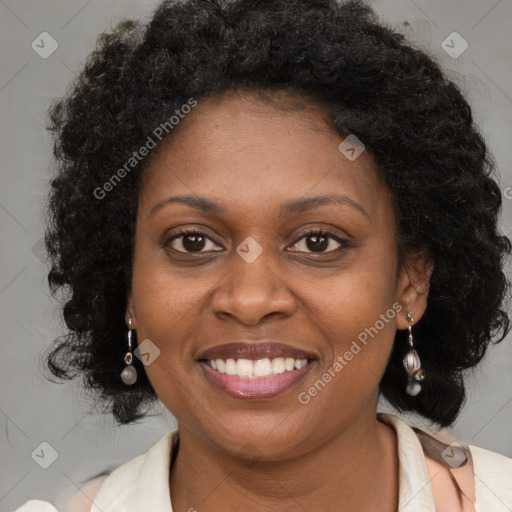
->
xmin=198 ymin=361 xmax=314 ymax=400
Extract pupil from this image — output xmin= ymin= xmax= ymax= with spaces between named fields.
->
xmin=183 ymin=234 xmax=205 ymax=252
xmin=307 ymin=235 xmax=327 ymax=252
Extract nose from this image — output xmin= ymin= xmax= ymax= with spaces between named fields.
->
xmin=210 ymin=246 xmax=297 ymax=326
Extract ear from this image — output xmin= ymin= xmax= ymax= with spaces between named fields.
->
xmin=125 ymin=290 xmax=136 ymax=329
xmin=396 ymin=249 xmax=434 ymax=330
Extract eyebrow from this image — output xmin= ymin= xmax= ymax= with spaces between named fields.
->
xmin=150 ymin=193 xmax=369 ymax=218
xmin=280 ymin=194 xmax=369 ymax=218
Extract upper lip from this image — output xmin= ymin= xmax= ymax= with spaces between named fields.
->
xmin=197 ymin=341 xmax=317 ymax=361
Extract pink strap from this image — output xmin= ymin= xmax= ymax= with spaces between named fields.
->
xmin=424 ymin=448 xmax=476 ymax=511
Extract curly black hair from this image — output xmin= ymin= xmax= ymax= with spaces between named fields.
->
xmin=44 ymin=0 xmax=511 ymax=426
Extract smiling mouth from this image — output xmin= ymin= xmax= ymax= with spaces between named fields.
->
xmin=200 ymin=357 xmax=310 ymax=378
xmin=196 ymin=341 xmax=317 ymax=399
xmin=198 ymin=359 xmax=315 ymax=399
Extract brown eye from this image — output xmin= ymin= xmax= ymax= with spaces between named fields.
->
xmin=167 ymin=230 xmax=223 ymax=253
xmin=288 ymin=230 xmax=348 ymax=253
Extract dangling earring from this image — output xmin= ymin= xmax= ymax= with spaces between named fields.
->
xmin=121 ymin=317 xmax=137 ymax=385
xmin=403 ymin=312 xmax=425 ymax=396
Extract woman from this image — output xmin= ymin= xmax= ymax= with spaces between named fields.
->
xmin=15 ymin=0 xmax=512 ymax=510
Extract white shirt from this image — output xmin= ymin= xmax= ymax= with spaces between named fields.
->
xmin=13 ymin=413 xmax=512 ymax=512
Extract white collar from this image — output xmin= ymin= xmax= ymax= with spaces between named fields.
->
xmin=378 ymin=413 xmax=436 ymax=510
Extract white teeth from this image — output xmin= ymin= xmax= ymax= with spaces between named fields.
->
xmin=272 ymin=357 xmax=285 ymax=374
xmin=284 ymin=358 xmax=295 ymax=371
xmin=225 ymin=358 xmax=237 ymax=375
xmin=236 ymin=358 xmax=253 ymax=377
xmin=207 ymin=357 xmax=308 ymax=378
xmin=253 ymin=358 xmax=273 ymax=377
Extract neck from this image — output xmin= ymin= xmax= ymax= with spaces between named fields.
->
xmin=169 ymin=412 xmax=399 ymax=512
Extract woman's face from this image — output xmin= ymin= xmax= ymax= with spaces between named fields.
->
xmin=127 ymin=91 xmax=428 ymax=460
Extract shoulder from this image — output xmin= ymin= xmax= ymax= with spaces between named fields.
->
xmin=10 ymin=476 xmax=109 ymax=512
xmin=378 ymin=412 xmax=512 ymax=511
xmin=11 ymin=431 xmax=178 ymax=512
xmin=417 ymin=424 xmax=512 ymax=510
xmin=469 ymin=442 xmax=512 ymax=474
xmin=468 ymin=444 xmax=512 ymax=510
xmin=90 ymin=430 xmax=177 ymax=511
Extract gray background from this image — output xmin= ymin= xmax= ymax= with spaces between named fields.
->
xmin=1 ymin=0 xmax=511 ymax=510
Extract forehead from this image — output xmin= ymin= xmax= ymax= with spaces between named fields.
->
xmin=138 ymin=91 xmax=392 ymax=221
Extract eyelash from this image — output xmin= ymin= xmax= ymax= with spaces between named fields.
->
xmin=165 ymin=227 xmax=351 ymax=254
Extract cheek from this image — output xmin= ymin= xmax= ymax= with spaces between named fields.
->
xmin=130 ymin=226 xmax=212 ymax=337
xmin=130 ymin=264 xmax=206 ymax=359
xmin=129 ymin=244 xmax=224 ymax=406
xmin=129 ymin=259 xmax=206 ymax=420
xmin=310 ymin=244 xmax=398 ymax=337
xmin=304 ymin=247 xmax=399 ymax=398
